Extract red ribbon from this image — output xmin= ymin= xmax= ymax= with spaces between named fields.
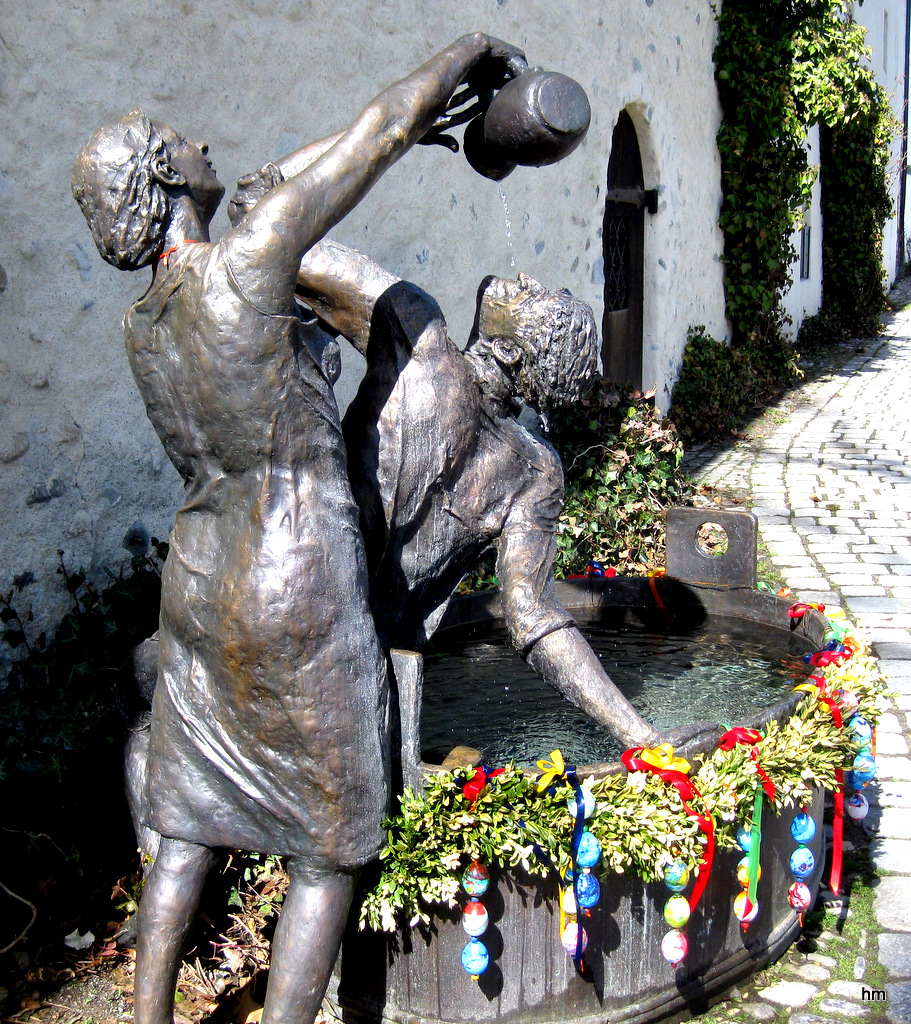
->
xmin=621 ymin=748 xmax=715 ymax=912
xmin=461 ymin=766 xmax=504 ymax=805
xmin=799 ymin=671 xmax=846 ymax=895
xmin=717 ymin=728 xmax=776 ymax=801
xmin=816 ymin=692 xmax=845 ymax=895
xmin=788 ymin=602 xmax=826 ymax=619
xmin=809 ymin=650 xmax=850 ymax=668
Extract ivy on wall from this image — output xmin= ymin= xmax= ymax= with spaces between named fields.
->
xmin=670 ymin=0 xmax=896 ymax=441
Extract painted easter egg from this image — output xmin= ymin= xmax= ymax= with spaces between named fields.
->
xmin=789 ymin=846 xmax=816 ymax=879
xmin=736 ymin=825 xmax=754 ymax=854
xmin=848 ymin=715 xmax=873 ymax=743
xmin=839 ymin=689 xmax=860 ymax=714
xmin=575 ymin=829 xmax=601 ymax=868
xmin=576 ymin=870 xmax=601 ymax=909
xmin=846 ymin=791 xmax=870 ymax=820
xmin=788 ymin=881 xmax=812 ymax=912
xmin=561 ymin=922 xmax=589 ymax=955
xmin=790 ymin=812 xmax=817 ymax=845
xmin=661 ymin=928 xmax=688 ymax=965
xmin=663 ymin=859 xmax=691 ymax=892
xmin=851 ymin=752 xmax=877 ymax=783
xmin=461 ymin=937 xmax=489 ymax=976
xmin=461 ymin=859 xmax=490 ymax=897
xmin=734 ymin=890 xmax=759 ymax=923
xmin=664 ymin=894 xmax=691 ymax=929
xmin=737 ymin=855 xmax=761 ymax=889
xmin=567 ymin=785 xmax=596 ymax=819
xmin=461 ymin=899 xmax=489 ymax=937
xmin=562 ymin=886 xmax=578 ymax=915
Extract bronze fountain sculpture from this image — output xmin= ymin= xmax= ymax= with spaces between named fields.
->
xmin=73 ymin=36 xmax=710 ymax=1024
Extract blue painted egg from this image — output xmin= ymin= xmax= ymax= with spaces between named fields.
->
xmin=848 ymin=715 xmax=873 ymax=743
xmin=663 ymin=859 xmax=691 ymax=892
xmin=852 ymin=752 xmax=877 ymax=783
xmin=789 ymin=846 xmax=816 ymax=879
xmin=790 ymin=813 xmax=817 ymax=844
xmin=575 ymin=869 xmax=601 ymax=909
xmin=461 ymin=937 xmax=490 ymax=976
xmin=575 ymin=829 xmax=601 ymax=868
xmin=847 ymin=771 xmax=866 ymax=790
xmin=736 ymin=825 xmax=754 ymax=853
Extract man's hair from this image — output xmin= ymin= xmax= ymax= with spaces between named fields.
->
xmin=513 ymin=289 xmax=598 ymax=415
xmin=72 ymin=109 xmax=170 ymax=271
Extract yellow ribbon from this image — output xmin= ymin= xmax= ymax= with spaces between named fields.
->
xmin=536 ymin=749 xmax=567 ymax=792
xmin=637 ymin=743 xmax=691 ymax=775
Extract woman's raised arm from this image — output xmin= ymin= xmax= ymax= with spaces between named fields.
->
xmin=221 ymin=34 xmax=525 ymax=312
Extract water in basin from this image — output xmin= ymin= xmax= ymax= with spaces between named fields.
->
xmin=421 ymin=617 xmax=811 ymax=766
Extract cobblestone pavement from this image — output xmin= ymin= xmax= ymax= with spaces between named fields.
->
xmin=684 ymin=279 xmax=911 ymax=1024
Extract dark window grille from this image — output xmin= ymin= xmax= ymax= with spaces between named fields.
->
xmin=605 ymin=215 xmax=629 ymax=310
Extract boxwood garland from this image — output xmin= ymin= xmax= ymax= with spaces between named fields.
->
xmin=359 ymin=613 xmax=888 ymax=933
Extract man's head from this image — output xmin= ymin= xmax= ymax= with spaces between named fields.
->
xmin=72 ymin=109 xmax=223 ymax=271
xmin=471 ymin=272 xmax=598 ymax=416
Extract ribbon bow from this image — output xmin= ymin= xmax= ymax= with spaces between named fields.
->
xmin=536 ymin=750 xmax=568 ymax=792
xmin=622 ymin=744 xmax=715 ymax=913
xmin=461 ymin=766 xmax=504 ymax=804
xmin=634 ymin=743 xmax=691 ymax=775
xmin=788 ymin=602 xmax=825 ymax=620
xmin=717 ymin=728 xmax=775 ymax=801
xmin=806 ymin=650 xmax=850 ymax=668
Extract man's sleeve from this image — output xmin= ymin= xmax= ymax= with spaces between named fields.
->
xmin=496 ymin=468 xmax=574 ymax=656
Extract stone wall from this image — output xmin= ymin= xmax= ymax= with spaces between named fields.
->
xmin=0 ymin=0 xmax=725 ymax=638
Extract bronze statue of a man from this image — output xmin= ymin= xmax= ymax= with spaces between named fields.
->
xmin=290 ymin=240 xmax=672 ymax=749
xmin=72 ymin=35 xmax=526 ymax=1024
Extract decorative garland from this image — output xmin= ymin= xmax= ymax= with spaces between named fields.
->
xmin=359 ymin=603 xmax=888 ymax=976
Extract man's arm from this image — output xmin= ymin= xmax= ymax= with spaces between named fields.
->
xmin=497 ymin=482 xmax=719 ymax=753
xmin=496 ymin=521 xmax=661 ymax=748
xmin=295 ymin=240 xmax=400 ymax=355
xmin=525 ymin=627 xmax=661 ymax=748
xmin=221 ymin=34 xmax=525 ymax=311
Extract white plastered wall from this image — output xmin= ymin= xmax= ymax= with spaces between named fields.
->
xmin=0 ymin=0 xmax=726 ymax=636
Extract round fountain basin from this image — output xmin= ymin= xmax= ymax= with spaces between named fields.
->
xmin=333 ymin=577 xmax=829 ymax=1024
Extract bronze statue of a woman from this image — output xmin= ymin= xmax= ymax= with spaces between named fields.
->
xmin=72 ymin=35 xmax=526 ymax=1024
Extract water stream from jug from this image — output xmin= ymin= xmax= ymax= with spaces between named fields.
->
xmin=497 ymin=182 xmax=517 ymax=269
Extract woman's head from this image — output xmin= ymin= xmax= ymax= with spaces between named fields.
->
xmin=72 ymin=109 xmax=170 ymax=271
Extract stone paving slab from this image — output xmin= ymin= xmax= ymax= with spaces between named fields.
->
xmin=869 ymin=837 xmax=911 ymax=873
xmin=876 ymin=733 xmax=911 ymax=756
xmin=874 ymin=877 xmax=911 ymax=931
xmin=888 ymin=981 xmax=911 ymax=1023
xmin=881 ymin=934 xmax=911 ymax=977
